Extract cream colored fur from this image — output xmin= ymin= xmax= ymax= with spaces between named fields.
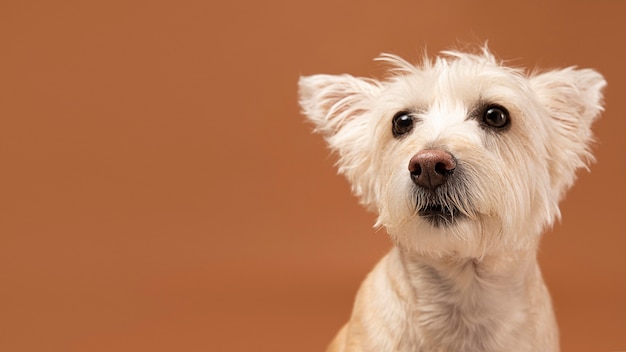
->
xmin=298 ymin=47 xmax=605 ymax=352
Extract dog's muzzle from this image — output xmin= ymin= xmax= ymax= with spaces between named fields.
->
xmin=409 ymin=149 xmax=462 ymax=226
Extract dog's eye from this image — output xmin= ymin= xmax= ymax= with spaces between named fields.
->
xmin=482 ymin=105 xmax=510 ymax=129
xmin=392 ymin=111 xmax=414 ymax=137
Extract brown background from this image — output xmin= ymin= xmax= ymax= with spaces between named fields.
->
xmin=1 ymin=1 xmax=624 ymax=351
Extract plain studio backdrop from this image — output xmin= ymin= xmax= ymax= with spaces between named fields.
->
xmin=0 ymin=1 xmax=624 ymax=351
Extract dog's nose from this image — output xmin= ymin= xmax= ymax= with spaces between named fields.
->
xmin=408 ymin=150 xmax=456 ymax=190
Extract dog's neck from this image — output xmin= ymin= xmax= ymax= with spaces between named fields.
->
xmin=392 ymin=246 xmax=540 ymax=351
xmin=399 ymin=246 xmax=537 ymax=288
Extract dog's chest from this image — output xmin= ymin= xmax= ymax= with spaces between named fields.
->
xmin=397 ymin=260 xmax=529 ymax=351
xmin=352 ymin=250 xmax=540 ymax=352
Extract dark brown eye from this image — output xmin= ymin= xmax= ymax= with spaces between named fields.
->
xmin=392 ymin=111 xmax=414 ymax=137
xmin=482 ymin=105 xmax=510 ymax=129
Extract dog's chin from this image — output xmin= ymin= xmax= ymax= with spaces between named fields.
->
xmin=418 ymin=204 xmax=464 ymax=227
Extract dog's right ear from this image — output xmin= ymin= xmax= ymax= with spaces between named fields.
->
xmin=298 ymin=74 xmax=383 ymax=210
xmin=298 ymin=74 xmax=381 ymax=139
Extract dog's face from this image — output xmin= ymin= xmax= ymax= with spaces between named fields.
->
xmin=299 ymin=49 xmax=605 ymax=257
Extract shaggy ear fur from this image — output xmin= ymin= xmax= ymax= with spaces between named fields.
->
xmin=530 ymin=68 xmax=606 ymax=199
xmin=298 ymin=74 xmax=381 ymax=137
xmin=298 ymin=74 xmax=382 ymax=210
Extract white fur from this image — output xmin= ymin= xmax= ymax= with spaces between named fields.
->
xmin=299 ymin=47 xmax=605 ymax=352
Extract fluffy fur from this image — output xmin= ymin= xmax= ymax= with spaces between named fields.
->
xmin=298 ymin=47 xmax=606 ymax=352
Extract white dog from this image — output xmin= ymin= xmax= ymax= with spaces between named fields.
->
xmin=298 ymin=47 xmax=605 ymax=352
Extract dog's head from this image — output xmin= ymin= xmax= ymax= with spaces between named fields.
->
xmin=298 ymin=48 xmax=605 ymax=257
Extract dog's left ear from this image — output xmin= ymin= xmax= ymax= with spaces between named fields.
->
xmin=530 ymin=68 xmax=607 ymax=197
xmin=530 ymin=67 xmax=606 ymax=130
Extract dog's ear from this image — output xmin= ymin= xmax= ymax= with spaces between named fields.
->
xmin=298 ymin=74 xmax=383 ymax=209
xmin=530 ymin=68 xmax=606 ymax=198
xmin=298 ymin=74 xmax=381 ymax=138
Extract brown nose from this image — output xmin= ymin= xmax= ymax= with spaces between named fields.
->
xmin=408 ymin=150 xmax=456 ymax=190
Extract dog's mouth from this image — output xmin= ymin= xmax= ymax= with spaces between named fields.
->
xmin=417 ymin=204 xmax=463 ymax=227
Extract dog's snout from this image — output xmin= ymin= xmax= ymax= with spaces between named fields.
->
xmin=409 ymin=150 xmax=456 ymax=190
